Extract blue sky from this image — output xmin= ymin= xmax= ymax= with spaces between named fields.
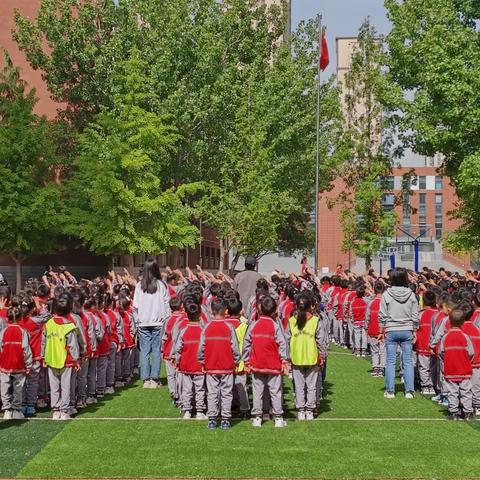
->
xmin=292 ymin=0 xmax=391 ymax=77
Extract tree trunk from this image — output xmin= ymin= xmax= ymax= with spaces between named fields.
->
xmin=229 ymin=251 xmax=240 ymax=277
xmin=219 ymin=240 xmax=225 ymax=273
xmin=365 ymin=254 xmax=372 ymax=271
xmin=10 ymin=254 xmax=22 ymax=294
xmin=125 ymin=254 xmax=135 ymax=271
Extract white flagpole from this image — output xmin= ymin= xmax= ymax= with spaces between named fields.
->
xmin=314 ymin=15 xmax=322 ymax=275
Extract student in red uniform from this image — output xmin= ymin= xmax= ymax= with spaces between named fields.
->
xmin=333 ymin=280 xmax=348 ymax=346
xmin=162 ymin=296 xmax=185 ymax=404
xmin=173 ymin=301 xmax=206 ymax=420
xmin=41 ymin=292 xmax=80 ymax=420
xmin=103 ymin=293 xmax=124 ymax=393
xmin=414 ymin=290 xmax=437 ymax=394
xmin=118 ymin=296 xmax=136 ymax=385
xmin=84 ymin=296 xmax=103 ymax=404
xmin=0 ymin=285 xmax=12 ymax=330
xmin=242 ymin=295 xmax=289 ymax=428
xmin=460 ymin=301 xmax=480 ymax=415
xmin=224 ymin=296 xmax=250 ymax=418
xmin=198 ymin=299 xmax=240 ymax=430
xmin=278 ymin=284 xmax=296 ymax=331
xmin=94 ymin=294 xmax=111 ymax=398
xmin=366 ymin=281 xmax=386 ymax=377
xmin=350 ymin=285 xmax=368 ymax=357
xmin=0 ymin=305 xmax=32 ymax=420
xmin=439 ymin=308 xmax=475 ymax=420
xmin=17 ymin=294 xmax=50 ymax=415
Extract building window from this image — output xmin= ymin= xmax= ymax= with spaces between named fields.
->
xmin=419 ymin=193 xmax=427 ymax=229
xmin=403 ymin=193 xmax=410 ymax=225
xmin=385 ymin=176 xmax=395 ymax=190
xmin=419 ymin=176 xmax=426 ymax=189
xmin=382 ymin=193 xmax=395 ymax=212
xmin=435 ymin=194 xmax=442 ymax=239
xmin=435 ymin=176 xmax=443 ymax=190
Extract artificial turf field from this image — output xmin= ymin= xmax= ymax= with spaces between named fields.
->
xmin=2 ymin=347 xmax=480 ymax=479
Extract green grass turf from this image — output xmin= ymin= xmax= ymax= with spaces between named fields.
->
xmin=4 ymin=346 xmax=480 ymax=478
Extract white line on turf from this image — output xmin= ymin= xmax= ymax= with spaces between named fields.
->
xmin=12 ymin=416 xmax=457 ymax=422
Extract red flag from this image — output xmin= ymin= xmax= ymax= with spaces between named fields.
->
xmin=320 ymin=29 xmax=329 ymax=71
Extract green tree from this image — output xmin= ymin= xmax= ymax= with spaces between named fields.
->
xmin=0 ymin=53 xmax=62 ymax=291
xmin=63 ymin=50 xmax=200 ymax=260
xmin=333 ymin=20 xmax=399 ymax=269
xmin=385 ymin=0 xmax=480 ymax=255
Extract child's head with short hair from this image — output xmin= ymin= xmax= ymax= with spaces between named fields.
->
xmin=449 ymin=308 xmax=465 ymax=328
xmin=185 ymin=301 xmax=201 ymax=322
xmin=54 ymin=292 xmax=74 ymax=317
xmin=226 ymin=296 xmax=242 ymax=317
xmin=0 ymin=285 xmax=12 ymax=307
xmin=374 ymin=281 xmax=385 ymax=296
xmin=7 ymin=306 xmax=22 ymax=324
xmin=211 ymin=298 xmax=227 ymax=318
xmin=118 ymin=296 xmax=131 ymax=313
xmin=442 ymin=297 xmax=458 ymax=315
xmin=355 ymin=285 xmax=366 ymax=298
xmin=423 ymin=290 xmax=437 ymax=308
xmin=259 ymin=295 xmax=277 ymax=318
xmin=169 ymin=296 xmax=182 ymax=312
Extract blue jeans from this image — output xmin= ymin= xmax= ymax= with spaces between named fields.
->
xmin=138 ymin=326 xmax=163 ymax=381
xmin=385 ymin=330 xmax=414 ymax=393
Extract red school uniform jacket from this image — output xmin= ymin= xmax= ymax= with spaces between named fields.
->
xmin=79 ymin=312 xmax=93 ymax=357
xmin=18 ymin=316 xmax=43 ymax=361
xmin=120 ymin=311 xmax=135 ymax=349
xmin=279 ymin=298 xmax=295 ymax=331
xmin=440 ymin=327 xmax=474 ymax=382
xmin=415 ymin=308 xmax=437 ymax=356
xmin=198 ymin=319 xmax=239 ymax=375
xmin=106 ymin=309 xmax=120 ymax=345
xmin=96 ymin=311 xmax=111 ymax=357
xmin=366 ymin=297 xmax=381 ymax=337
xmin=176 ymin=322 xmax=203 ymax=375
xmin=0 ymin=324 xmax=32 ymax=373
xmin=335 ymin=289 xmax=348 ymax=321
xmin=242 ymin=316 xmax=286 ymax=375
xmin=462 ymin=319 xmax=480 ymax=369
xmin=350 ymin=297 xmax=367 ymax=327
xmin=162 ymin=311 xmax=185 ymax=359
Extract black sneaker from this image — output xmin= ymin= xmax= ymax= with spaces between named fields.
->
xmin=207 ymin=419 xmax=217 ymax=429
xmin=464 ymin=412 xmax=476 ymax=422
xmin=220 ymin=420 xmax=231 ymax=430
xmin=447 ymin=413 xmax=460 ymax=421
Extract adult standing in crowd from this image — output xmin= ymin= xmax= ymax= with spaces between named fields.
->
xmin=379 ymin=267 xmax=419 ymax=399
xmin=233 ymin=256 xmax=263 ymax=308
xmin=133 ymin=258 xmax=171 ymax=389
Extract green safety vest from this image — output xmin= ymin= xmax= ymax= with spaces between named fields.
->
xmin=288 ymin=315 xmax=320 ymax=366
xmin=44 ymin=318 xmax=76 ymax=369
xmin=236 ymin=320 xmax=248 ymax=373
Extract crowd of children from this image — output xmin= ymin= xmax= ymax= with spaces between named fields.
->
xmin=1 ymin=263 xmax=480 ymax=425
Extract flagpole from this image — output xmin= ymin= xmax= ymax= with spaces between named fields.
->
xmin=314 ymin=14 xmax=322 ymax=276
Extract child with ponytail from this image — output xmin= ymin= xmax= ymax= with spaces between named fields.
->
xmin=285 ymin=293 xmax=327 ymax=421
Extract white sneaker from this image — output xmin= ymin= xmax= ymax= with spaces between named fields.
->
xmin=475 ymin=409 xmax=480 ymax=417
xmin=182 ymin=411 xmax=192 ymax=419
xmin=384 ymin=391 xmax=395 ymax=399
xmin=274 ymin=417 xmax=287 ymax=428
xmin=305 ymin=411 xmax=314 ymax=421
xmin=143 ymin=380 xmax=152 ymax=389
xmin=115 ymin=381 xmax=125 ymax=388
xmin=3 ymin=410 xmax=12 ymax=420
xmin=297 ymin=411 xmax=306 ymax=421
xmin=86 ymin=396 xmax=96 ymax=405
xmin=105 ymin=386 xmax=115 ymax=395
xmin=60 ymin=412 xmax=71 ymax=420
xmin=149 ymin=380 xmax=161 ymax=389
xmin=405 ymin=392 xmax=415 ymax=400
xmin=52 ymin=411 xmax=61 ymax=420
xmin=36 ymin=399 xmax=47 ymax=409
xmin=11 ymin=410 xmax=25 ymax=420
xmin=252 ymin=416 xmax=262 ymax=428
xmin=195 ymin=412 xmax=208 ymax=420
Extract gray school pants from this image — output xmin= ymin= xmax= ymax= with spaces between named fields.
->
xmin=251 ymin=373 xmax=283 ymax=417
xmin=234 ymin=374 xmax=250 ymax=412
xmin=416 ymin=354 xmax=434 ymax=388
xmin=76 ymin=359 xmax=89 ymax=403
xmin=328 ymin=311 xmax=335 ymax=336
xmin=292 ymin=366 xmax=319 ymax=411
xmin=122 ymin=348 xmax=134 ymax=379
xmin=165 ymin=360 xmax=177 ymax=398
xmin=106 ymin=342 xmax=117 ymax=387
xmin=472 ymin=367 xmax=480 ymax=409
xmin=48 ymin=367 xmax=72 ymax=413
xmin=24 ymin=361 xmax=41 ymax=407
xmin=353 ymin=325 xmax=368 ymax=351
xmin=38 ymin=366 xmax=48 ymax=399
xmin=96 ymin=355 xmax=108 ymax=393
xmin=333 ymin=320 xmax=344 ymax=345
xmin=206 ymin=373 xmax=234 ymax=420
xmin=179 ymin=373 xmax=206 ymax=413
xmin=445 ymin=378 xmax=473 ymax=415
xmin=1 ymin=372 xmax=26 ymax=411
xmin=87 ymin=357 xmax=97 ymax=397
xmin=70 ymin=367 xmax=77 ymax=406
xmin=369 ymin=337 xmax=386 ymax=369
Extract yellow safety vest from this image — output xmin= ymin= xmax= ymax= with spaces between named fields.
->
xmin=44 ymin=318 xmax=76 ymax=369
xmin=235 ymin=320 xmax=248 ymax=373
xmin=288 ymin=315 xmax=319 ymax=366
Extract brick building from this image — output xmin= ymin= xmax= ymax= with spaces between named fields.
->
xmin=0 ymin=0 xmax=221 ymax=288
xmin=316 ymin=38 xmax=470 ymax=274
